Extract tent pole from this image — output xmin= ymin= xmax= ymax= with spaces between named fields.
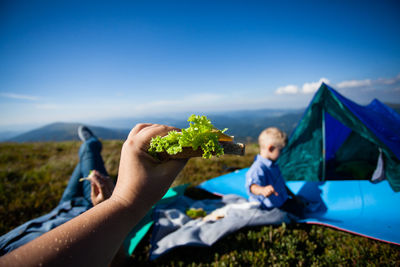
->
xmin=322 ymin=109 xmax=326 ymax=181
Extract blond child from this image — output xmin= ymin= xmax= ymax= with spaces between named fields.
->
xmin=245 ymin=127 xmax=304 ymax=217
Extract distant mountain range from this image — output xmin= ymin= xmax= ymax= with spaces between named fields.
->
xmin=0 ymin=131 xmax=22 ymax=141
xmin=3 ymin=103 xmax=400 ymax=143
xmin=3 ymin=109 xmax=304 ymax=143
xmin=6 ymin=123 xmax=129 ymax=142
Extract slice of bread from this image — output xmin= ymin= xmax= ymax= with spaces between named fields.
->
xmin=157 ymin=141 xmax=245 ymax=160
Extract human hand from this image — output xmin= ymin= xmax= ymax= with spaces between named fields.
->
xmin=111 ymin=124 xmax=188 ymax=212
xmin=89 ymin=170 xmax=115 ymax=206
xmin=260 ymin=185 xmax=279 ymax=198
xmin=250 ymin=184 xmax=279 ymax=198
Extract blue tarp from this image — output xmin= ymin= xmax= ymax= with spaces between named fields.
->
xmin=198 ymin=168 xmax=400 ymax=245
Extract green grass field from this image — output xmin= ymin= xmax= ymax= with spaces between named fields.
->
xmin=1 ymin=141 xmax=399 ymax=265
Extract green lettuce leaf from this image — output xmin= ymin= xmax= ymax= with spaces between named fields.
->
xmin=148 ymin=114 xmax=227 ymax=159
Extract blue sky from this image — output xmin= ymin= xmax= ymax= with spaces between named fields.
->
xmin=1 ymin=0 xmax=400 ymax=131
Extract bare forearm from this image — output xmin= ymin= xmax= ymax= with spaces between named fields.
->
xmin=0 ymin=124 xmax=187 ymax=267
xmin=0 ymin=197 xmax=147 ymax=267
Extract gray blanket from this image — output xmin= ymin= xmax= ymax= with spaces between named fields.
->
xmin=149 ymin=194 xmax=292 ymax=260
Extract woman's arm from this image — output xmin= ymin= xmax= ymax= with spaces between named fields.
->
xmin=0 ymin=123 xmax=187 ymax=267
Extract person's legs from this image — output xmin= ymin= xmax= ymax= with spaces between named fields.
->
xmin=279 ymin=198 xmax=305 ymax=219
xmin=0 ymin=127 xmax=108 ymax=256
xmin=59 ymin=136 xmax=108 ymax=204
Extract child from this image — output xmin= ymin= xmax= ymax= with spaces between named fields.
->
xmin=245 ymin=127 xmax=305 ymax=218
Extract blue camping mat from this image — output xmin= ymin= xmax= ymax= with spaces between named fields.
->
xmin=198 ymin=168 xmax=400 ymax=245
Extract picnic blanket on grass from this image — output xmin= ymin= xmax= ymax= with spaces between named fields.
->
xmin=198 ymin=168 xmax=400 ymax=246
xmin=149 ymin=194 xmax=292 ymax=260
xmin=132 ymin=168 xmax=400 ymax=259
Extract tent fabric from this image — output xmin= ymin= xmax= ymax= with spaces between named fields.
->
xmin=198 ymin=168 xmax=400 ymax=245
xmin=278 ymin=83 xmax=400 ymax=192
xmin=324 ymin=112 xmax=351 ymax=161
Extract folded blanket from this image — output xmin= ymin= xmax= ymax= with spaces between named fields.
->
xmin=149 ymin=194 xmax=292 ymax=260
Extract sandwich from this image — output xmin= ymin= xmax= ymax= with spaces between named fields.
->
xmin=149 ymin=114 xmax=245 ymax=160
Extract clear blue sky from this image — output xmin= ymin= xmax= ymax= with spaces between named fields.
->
xmin=1 ymin=0 xmax=400 ymax=130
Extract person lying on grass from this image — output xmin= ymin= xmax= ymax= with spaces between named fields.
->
xmin=245 ymin=127 xmax=306 ymax=218
xmin=0 ymin=126 xmax=115 ymax=257
xmin=0 ymin=123 xmax=187 ymax=267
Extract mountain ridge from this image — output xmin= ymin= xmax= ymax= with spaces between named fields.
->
xmin=4 ymin=110 xmax=304 ymax=143
xmin=5 ymin=102 xmax=399 ymax=143
xmin=7 ymin=122 xmax=129 ymax=142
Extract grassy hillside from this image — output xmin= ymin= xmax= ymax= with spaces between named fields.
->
xmin=0 ymin=141 xmax=399 ymax=265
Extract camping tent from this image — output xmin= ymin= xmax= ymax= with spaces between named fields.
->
xmin=278 ymin=83 xmax=400 ymax=192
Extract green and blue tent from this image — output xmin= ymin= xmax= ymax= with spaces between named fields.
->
xmin=278 ymin=83 xmax=400 ymax=192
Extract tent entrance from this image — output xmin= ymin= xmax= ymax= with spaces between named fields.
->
xmin=324 ymin=112 xmax=379 ymax=180
xmin=279 ymin=84 xmax=400 ymax=191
